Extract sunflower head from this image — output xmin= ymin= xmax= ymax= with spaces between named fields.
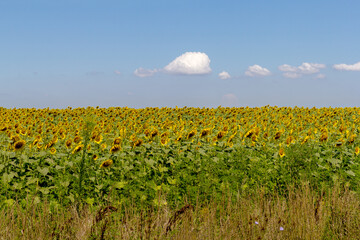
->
xmin=355 ymin=147 xmax=360 ymax=156
xmin=65 ymin=139 xmax=72 ymax=149
xmin=100 ymin=159 xmax=113 ymax=169
xmin=110 ymin=144 xmax=121 ymax=153
xmin=279 ymin=148 xmax=285 ymax=158
xmin=13 ymin=140 xmax=26 ymax=151
xmin=113 ymin=137 xmax=121 ymax=145
xmin=50 ymin=147 xmax=56 ymax=155
xmin=72 ymin=144 xmax=83 ymax=154
xmin=132 ymin=139 xmax=143 ymax=147
xmin=187 ymin=130 xmax=196 ymax=139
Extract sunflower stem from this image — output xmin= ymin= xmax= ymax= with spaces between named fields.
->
xmin=77 ymin=119 xmax=94 ymax=208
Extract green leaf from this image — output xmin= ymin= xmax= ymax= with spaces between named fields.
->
xmin=37 ymin=167 xmax=50 ymax=176
xmin=114 ymin=181 xmax=127 ymax=189
xmin=346 ymin=170 xmax=355 ymax=177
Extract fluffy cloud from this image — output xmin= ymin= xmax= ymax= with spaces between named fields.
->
xmin=218 ymin=71 xmax=231 ymax=80
xmin=333 ymin=62 xmax=360 ymax=71
xmin=279 ymin=62 xmax=326 ymax=78
xmin=164 ymin=52 xmax=211 ymax=75
xmin=221 ymin=93 xmax=239 ymax=107
xmin=245 ymin=65 xmax=271 ymax=77
xmin=134 ymin=68 xmax=158 ymax=77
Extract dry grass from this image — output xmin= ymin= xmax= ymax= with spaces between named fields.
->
xmin=1 ymin=185 xmax=360 ymax=240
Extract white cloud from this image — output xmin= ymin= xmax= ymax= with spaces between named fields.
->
xmin=163 ymin=52 xmax=211 ymax=75
xmin=134 ymin=68 xmax=158 ymax=77
xmin=114 ymin=70 xmax=121 ymax=75
xmin=221 ymin=93 xmax=239 ymax=107
xmin=245 ymin=64 xmax=271 ymax=77
xmin=283 ymin=72 xmax=302 ymax=79
xmin=315 ymin=73 xmax=326 ymax=79
xmin=333 ymin=62 xmax=360 ymax=71
xmin=218 ymin=71 xmax=231 ymax=80
xmin=278 ymin=64 xmax=298 ymax=72
xmin=279 ymin=62 xmax=326 ymax=78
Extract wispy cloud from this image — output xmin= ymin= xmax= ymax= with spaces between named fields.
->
xmin=279 ymin=62 xmax=326 ymax=78
xmin=333 ymin=61 xmax=360 ymax=71
xmin=245 ymin=65 xmax=271 ymax=77
xmin=114 ymin=70 xmax=121 ymax=75
xmin=218 ymin=71 xmax=231 ymax=80
xmin=134 ymin=68 xmax=158 ymax=77
xmin=221 ymin=93 xmax=239 ymax=107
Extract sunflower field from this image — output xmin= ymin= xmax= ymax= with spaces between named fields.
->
xmin=1 ymin=106 xmax=360 ymax=208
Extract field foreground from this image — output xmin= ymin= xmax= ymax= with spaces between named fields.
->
xmin=1 ymin=106 xmax=360 ymax=238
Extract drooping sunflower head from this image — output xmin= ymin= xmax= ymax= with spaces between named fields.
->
xmin=73 ymin=135 xmax=82 ymax=144
xmin=355 ymin=147 xmax=360 ymax=155
xmin=132 ymin=139 xmax=143 ymax=147
xmin=279 ymin=148 xmax=285 ymax=158
xmin=110 ymin=144 xmax=121 ymax=153
xmin=100 ymin=159 xmax=113 ymax=169
xmin=187 ymin=130 xmax=196 ymax=140
xmin=113 ymin=137 xmax=121 ymax=145
xmin=216 ymin=131 xmax=226 ymax=140
xmin=72 ymin=144 xmax=83 ymax=154
xmin=13 ymin=140 xmax=26 ymax=151
xmin=200 ymin=128 xmax=211 ymax=138
xmin=65 ymin=139 xmax=72 ymax=149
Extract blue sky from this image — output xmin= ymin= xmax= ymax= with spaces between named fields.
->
xmin=1 ymin=0 xmax=360 ymax=108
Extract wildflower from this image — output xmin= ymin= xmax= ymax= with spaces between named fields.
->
xmin=355 ymin=147 xmax=360 ymax=155
xmin=100 ymin=159 xmax=113 ymax=168
xmin=93 ymin=154 xmax=99 ymax=160
xmin=279 ymin=226 xmax=284 ymax=231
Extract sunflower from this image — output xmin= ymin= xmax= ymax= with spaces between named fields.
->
xmin=93 ymin=154 xmax=99 ymax=160
xmin=101 ymin=143 xmax=107 ymax=150
xmin=200 ymin=128 xmax=211 ymax=138
xmin=279 ymin=148 xmax=285 ymax=158
xmin=274 ymin=131 xmax=281 ymax=140
xmin=113 ymin=137 xmax=121 ymax=145
xmin=73 ymin=135 xmax=82 ymax=144
xmin=110 ymin=144 xmax=121 ymax=153
xmin=187 ymin=130 xmax=196 ymax=139
xmin=160 ymin=137 xmax=169 ymax=146
xmin=132 ymin=139 xmax=143 ymax=147
xmin=13 ymin=140 xmax=26 ymax=151
xmin=100 ymin=159 xmax=113 ymax=169
xmin=50 ymin=147 xmax=56 ymax=154
xmin=216 ymin=131 xmax=226 ymax=140
xmin=65 ymin=139 xmax=72 ymax=149
xmin=72 ymin=144 xmax=83 ymax=154
xmin=355 ymin=147 xmax=360 ymax=156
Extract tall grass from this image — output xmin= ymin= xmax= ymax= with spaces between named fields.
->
xmin=1 ymin=185 xmax=359 ymax=239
